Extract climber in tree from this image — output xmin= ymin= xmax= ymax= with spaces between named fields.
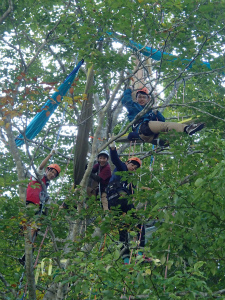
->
xmin=107 ymin=137 xmax=146 ymax=264
xmin=19 ymin=150 xmax=61 ymax=266
xmin=87 ymin=150 xmax=111 ymax=211
xmin=122 ymin=86 xmax=205 ymax=146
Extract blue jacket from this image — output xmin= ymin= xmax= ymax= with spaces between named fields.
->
xmin=109 ymin=148 xmax=128 ymax=183
xmin=109 ymin=148 xmax=134 ymax=194
xmin=121 ymin=88 xmax=165 ymax=132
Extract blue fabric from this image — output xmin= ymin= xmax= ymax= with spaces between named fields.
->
xmin=122 ymin=88 xmax=165 ymax=132
xmin=15 ymin=59 xmax=84 ymax=147
xmin=106 ymin=31 xmax=211 ymax=70
xmin=109 ymin=148 xmax=136 ymax=195
xmin=128 ymin=40 xmax=211 ymax=69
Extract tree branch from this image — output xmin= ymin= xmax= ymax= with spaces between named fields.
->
xmin=0 ymin=0 xmax=13 ymax=25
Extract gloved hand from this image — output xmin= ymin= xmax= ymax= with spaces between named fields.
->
xmin=51 ymin=147 xmax=57 ymax=156
xmin=108 ymin=133 xmax=116 ymax=148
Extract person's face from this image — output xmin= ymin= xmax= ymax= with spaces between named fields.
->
xmin=137 ymin=93 xmax=149 ymax=106
xmin=126 ymin=162 xmax=138 ymax=172
xmin=46 ymin=168 xmax=58 ymax=180
xmin=98 ymin=155 xmax=108 ymax=166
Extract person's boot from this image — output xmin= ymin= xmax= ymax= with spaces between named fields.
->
xmin=185 ymin=123 xmax=205 ymax=135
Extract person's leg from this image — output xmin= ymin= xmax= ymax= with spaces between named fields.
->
xmin=139 ymin=121 xmax=155 ymax=143
xmin=148 ymin=121 xmax=186 ymax=134
xmin=87 ymin=186 xmax=97 ymax=197
xmin=101 ymin=192 xmax=109 ymax=211
xmin=115 ymin=194 xmax=132 ymax=263
xmin=19 ymin=202 xmax=40 ymax=266
xmin=19 ymin=224 xmax=38 ymax=266
xmin=149 ymin=121 xmax=205 ymax=136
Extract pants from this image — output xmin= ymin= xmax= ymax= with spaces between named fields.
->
xmin=139 ymin=121 xmax=187 ymax=143
xmin=108 ymin=192 xmax=145 ymax=251
xmin=87 ymin=188 xmax=109 ymax=211
xmin=101 ymin=192 xmax=109 ymax=211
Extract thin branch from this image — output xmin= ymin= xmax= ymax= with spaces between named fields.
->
xmin=157 ymin=102 xmax=225 ymax=122
xmin=0 ymin=0 xmax=13 ymax=25
xmin=48 ymin=46 xmax=66 ymax=73
xmin=26 ymin=19 xmax=61 ymax=69
xmin=0 ymin=36 xmax=27 ymax=69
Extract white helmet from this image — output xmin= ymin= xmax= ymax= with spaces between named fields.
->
xmin=98 ymin=150 xmax=109 ymax=159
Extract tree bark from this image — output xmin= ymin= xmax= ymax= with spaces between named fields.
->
xmin=73 ymin=65 xmax=94 ymax=186
xmin=4 ymin=118 xmax=37 ymax=300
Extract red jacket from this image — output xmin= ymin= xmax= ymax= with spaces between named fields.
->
xmin=92 ymin=162 xmax=111 ymax=192
xmin=26 ymin=175 xmax=47 ymax=205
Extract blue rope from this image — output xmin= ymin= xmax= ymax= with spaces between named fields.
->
xmin=150 ymin=144 xmax=155 ymax=167
xmin=20 ymin=292 xmax=26 ymax=300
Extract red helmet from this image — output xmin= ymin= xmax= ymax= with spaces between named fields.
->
xmin=128 ymin=157 xmax=142 ymax=167
xmin=136 ymin=87 xmax=149 ymax=97
xmin=47 ymin=164 xmax=61 ymax=176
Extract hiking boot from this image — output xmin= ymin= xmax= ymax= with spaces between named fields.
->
xmin=185 ymin=123 xmax=205 ymax=135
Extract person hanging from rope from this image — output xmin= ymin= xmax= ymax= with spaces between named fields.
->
xmin=19 ymin=149 xmax=61 ymax=266
xmin=107 ymin=136 xmax=146 ymax=264
xmin=87 ymin=150 xmax=111 ymax=211
xmin=122 ymin=86 xmax=205 ymax=146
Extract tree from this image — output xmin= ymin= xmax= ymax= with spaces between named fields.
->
xmin=1 ymin=0 xmax=225 ymax=299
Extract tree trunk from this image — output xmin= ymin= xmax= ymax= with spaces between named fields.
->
xmin=73 ymin=65 xmax=94 ymax=186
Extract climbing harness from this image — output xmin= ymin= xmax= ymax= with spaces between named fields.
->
xmin=106 ymin=181 xmax=130 ymax=203
xmin=39 ymin=190 xmax=50 ymax=215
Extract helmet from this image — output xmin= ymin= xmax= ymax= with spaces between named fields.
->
xmin=136 ymin=87 xmax=149 ymax=97
xmin=47 ymin=164 xmax=61 ymax=176
xmin=128 ymin=157 xmax=142 ymax=167
xmin=98 ymin=150 xmax=109 ymax=159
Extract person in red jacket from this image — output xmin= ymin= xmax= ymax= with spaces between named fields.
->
xmin=88 ymin=150 xmax=111 ymax=211
xmin=26 ymin=150 xmax=61 ymax=210
xmin=19 ymin=150 xmax=61 ymax=266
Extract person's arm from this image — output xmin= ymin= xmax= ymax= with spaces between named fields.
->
xmin=90 ymin=173 xmax=101 ymax=182
xmin=121 ymin=88 xmax=133 ymax=107
xmin=90 ymin=163 xmax=101 ymax=182
xmin=39 ymin=152 xmax=54 ymax=170
xmin=92 ymin=164 xmax=99 ymax=174
xmin=110 ymin=148 xmax=126 ymax=171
